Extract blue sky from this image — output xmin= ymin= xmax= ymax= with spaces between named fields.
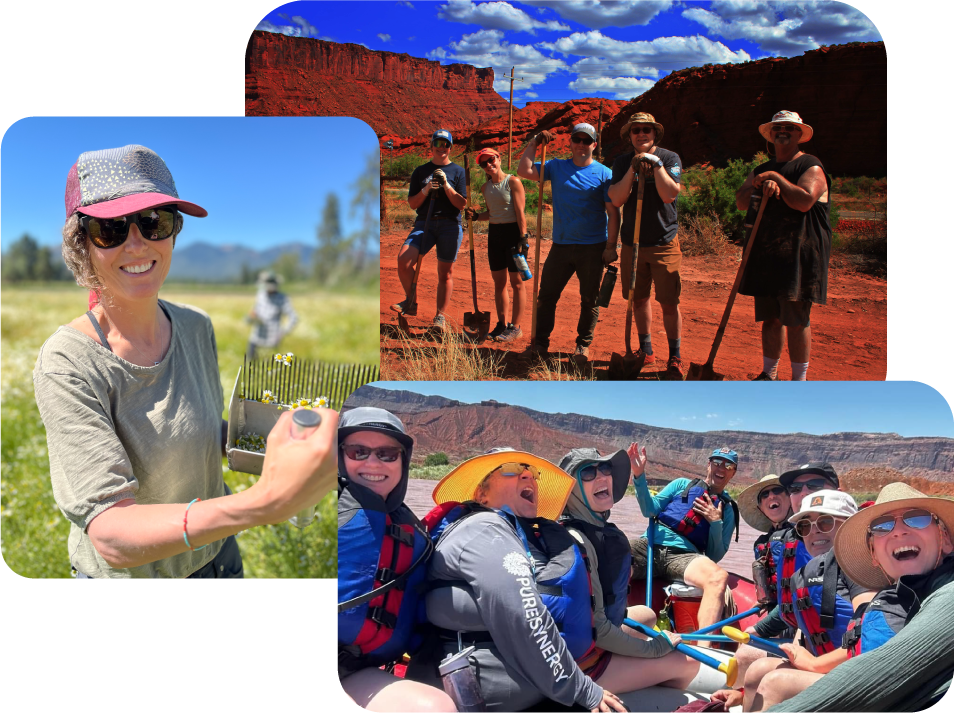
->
xmin=256 ymin=1 xmax=882 ymax=107
xmin=1 ymin=117 xmax=378 ymax=250
xmin=373 ymin=381 xmax=954 ymax=438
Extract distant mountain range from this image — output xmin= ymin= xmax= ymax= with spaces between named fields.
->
xmin=166 ymin=241 xmax=313 ymax=282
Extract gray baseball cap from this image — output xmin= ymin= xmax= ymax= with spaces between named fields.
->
xmin=570 ymin=123 xmax=598 ymax=142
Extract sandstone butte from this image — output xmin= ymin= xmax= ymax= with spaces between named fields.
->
xmin=245 ymin=30 xmax=507 ymax=135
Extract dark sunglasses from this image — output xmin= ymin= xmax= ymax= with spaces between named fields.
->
xmin=479 ymin=157 xmax=497 ymax=169
xmin=771 ymin=124 xmax=798 ymax=132
xmin=794 ymin=514 xmax=838 ymax=537
xmin=341 ymin=444 xmax=404 ymax=463
xmin=571 ymin=135 xmax=595 ymax=145
xmin=80 ymin=207 xmax=178 ymax=249
xmin=710 ymin=457 xmax=737 ymax=471
xmin=630 ymin=126 xmax=655 ymax=135
xmin=433 ymin=139 xmax=451 ymax=149
xmin=758 ymin=485 xmax=787 ymax=504
xmin=786 ymin=478 xmax=831 ymax=494
xmin=497 ymin=462 xmax=540 ymax=480
xmin=579 ymin=462 xmax=614 ymax=482
xmin=868 ymin=509 xmax=937 ymax=537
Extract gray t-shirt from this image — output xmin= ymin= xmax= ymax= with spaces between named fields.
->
xmin=33 ymin=301 xmax=226 ymax=578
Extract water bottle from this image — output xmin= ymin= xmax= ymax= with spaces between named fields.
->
xmin=288 ymin=409 xmax=323 ymax=529
xmin=596 ymin=265 xmax=618 ymax=308
xmin=439 ymin=646 xmax=486 ymax=712
xmin=512 ymin=235 xmax=532 ymax=281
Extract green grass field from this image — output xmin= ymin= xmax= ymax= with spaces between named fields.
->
xmin=1 ymin=282 xmax=378 ymax=578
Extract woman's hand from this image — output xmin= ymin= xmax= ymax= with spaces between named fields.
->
xmin=711 ymin=688 xmax=744 ymax=708
xmin=592 ymin=689 xmax=628 ymax=712
xmin=627 ymin=442 xmax=647 ymax=479
xmin=660 ymin=630 xmax=682 ymax=648
xmin=248 ymin=408 xmax=338 ymax=524
xmin=780 ymin=641 xmax=817 ymax=672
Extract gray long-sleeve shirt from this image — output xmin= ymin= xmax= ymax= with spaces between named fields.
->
xmin=423 ymin=511 xmax=603 ymax=710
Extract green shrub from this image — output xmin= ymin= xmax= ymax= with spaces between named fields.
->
xmin=425 ymin=452 xmax=450 ymax=466
xmin=678 ymin=154 xmax=766 ymax=241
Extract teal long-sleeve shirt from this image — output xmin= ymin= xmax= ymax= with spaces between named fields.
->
xmin=633 ymin=474 xmax=735 ymax=563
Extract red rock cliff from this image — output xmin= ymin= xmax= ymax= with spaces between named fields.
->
xmin=603 ymin=42 xmax=886 ymax=177
xmin=246 ymin=31 xmax=509 ymax=136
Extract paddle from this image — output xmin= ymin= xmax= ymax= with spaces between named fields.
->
xmin=721 ymin=626 xmax=788 ymax=658
xmin=529 ymin=143 xmax=547 ymax=350
xmin=645 ymin=516 xmax=656 ymax=608
xmin=691 ymin=606 xmax=763 ymax=635
xmin=624 ymin=618 xmax=738 ymax=687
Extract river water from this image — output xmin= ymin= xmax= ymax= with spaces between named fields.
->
xmin=406 ymin=478 xmax=761 ymax=577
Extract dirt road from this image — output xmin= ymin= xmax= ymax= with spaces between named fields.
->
xmin=380 ymin=228 xmax=887 ymax=381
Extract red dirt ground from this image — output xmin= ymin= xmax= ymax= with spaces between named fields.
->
xmin=380 ymin=228 xmax=887 ymax=381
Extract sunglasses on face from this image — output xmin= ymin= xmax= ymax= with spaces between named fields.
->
xmin=80 ymin=207 xmax=178 ymax=249
xmin=710 ymin=457 xmax=737 ymax=471
xmin=794 ymin=514 xmax=839 ymax=537
xmin=341 ymin=444 xmax=404 ymax=463
xmin=868 ymin=509 xmax=937 ymax=537
xmin=433 ymin=140 xmax=451 ymax=149
xmin=579 ymin=462 xmax=614 ymax=482
xmin=758 ymin=486 xmax=787 ymax=504
xmin=479 ymin=157 xmax=497 ymax=169
xmin=771 ymin=124 xmax=799 ymax=132
xmin=630 ymin=126 xmax=654 ymax=135
xmin=786 ymin=478 xmax=831 ymax=494
xmin=571 ymin=135 xmax=595 ymax=145
xmin=497 ymin=462 xmax=540 ymax=480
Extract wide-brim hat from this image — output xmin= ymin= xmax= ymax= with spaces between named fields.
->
xmin=738 ymin=475 xmax=789 ymax=533
xmin=559 ymin=448 xmax=631 ymax=505
xmin=758 ymin=110 xmax=814 ymax=144
xmin=620 ymin=112 xmax=664 ymax=142
xmin=432 ymin=450 xmax=573 ymax=521
xmin=834 ymin=482 xmax=954 ymax=590
xmin=65 ymin=144 xmax=207 ymax=220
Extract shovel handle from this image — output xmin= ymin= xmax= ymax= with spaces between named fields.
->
xmin=465 ymin=155 xmax=480 ymax=313
xmin=624 ymin=619 xmax=738 ymax=687
xmin=530 ymin=143 xmax=546 ymax=347
xmin=623 ymin=178 xmax=646 ymax=355
xmin=702 ymin=193 xmax=767 ymax=366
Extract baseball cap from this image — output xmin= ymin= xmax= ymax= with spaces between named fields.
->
xmin=570 ymin=123 xmax=598 ymax=142
xmin=779 ymin=462 xmax=839 ymax=488
xmin=431 ymin=129 xmax=454 ymax=146
xmin=708 ymin=447 xmax=739 ymax=465
xmin=788 ymin=489 xmax=858 ymax=522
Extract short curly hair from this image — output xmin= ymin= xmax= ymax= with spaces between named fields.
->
xmin=61 ymin=211 xmax=184 ymax=292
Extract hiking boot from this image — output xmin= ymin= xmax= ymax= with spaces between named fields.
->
xmin=752 ymin=372 xmax=777 ymax=381
xmin=498 ymin=324 xmax=522 ymax=342
xmin=571 ymin=345 xmax=589 ymax=365
xmin=431 ymin=313 xmax=448 ymax=331
xmin=391 ymin=299 xmax=417 ymax=317
xmin=665 ymin=356 xmax=684 ymax=381
xmin=630 ymin=349 xmax=656 ymax=367
xmin=488 ymin=321 xmax=507 ymax=340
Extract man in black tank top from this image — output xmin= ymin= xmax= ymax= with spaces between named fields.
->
xmin=735 ymin=111 xmax=832 ymax=382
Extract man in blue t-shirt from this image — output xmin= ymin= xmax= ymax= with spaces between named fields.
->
xmin=517 ymin=123 xmax=618 ymax=363
xmin=392 ymin=129 xmax=467 ymax=331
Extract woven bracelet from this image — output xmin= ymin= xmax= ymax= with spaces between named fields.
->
xmin=183 ymin=498 xmax=207 ymax=552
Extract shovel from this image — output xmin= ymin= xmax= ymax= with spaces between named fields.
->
xmin=391 ymin=197 xmax=435 ymax=331
xmin=608 ymin=173 xmax=646 ymax=379
xmin=462 ymin=154 xmax=491 ymax=341
xmin=529 ymin=143 xmax=547 ymax=350
xmin=687 ymin=192 xmax=767 ymax=380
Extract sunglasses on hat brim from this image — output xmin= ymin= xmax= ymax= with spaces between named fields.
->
xmin=578 ymin=462 xmax=614 ymax=482
xmin=868 ymin=509 xmax=937 ymax=537
xmin=80 ymin=207 xmax=179 ymax=249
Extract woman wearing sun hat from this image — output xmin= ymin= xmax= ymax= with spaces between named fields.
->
xmin=406 ymin=448 xmax=627 ymax=712
xmin=33 ymin=144 xmax=336 ymax=578
xmin=755 ymin=483 xmax=954 ymax=712
xmin=558 ymin=444 xmax=700 ymax=693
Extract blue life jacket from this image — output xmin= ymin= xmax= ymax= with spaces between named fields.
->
xmin=426 ymin=501 xmax=596 ymax=661
xmin=656 ymin=478 xmax=739 ymax=552
xmin=338 ymin=486 xmax=431 ymax=670
xmin=772 ymin=528 xmax=814 ymax=629
xmin=562 ymin=517 xmax=632 ymax=626
xmin=790 ymin=550 xmax=856 ymax=655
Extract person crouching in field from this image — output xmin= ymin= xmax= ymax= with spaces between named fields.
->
xmin=33 ymin=144 xmax=337 ymax=578
xmin=464 ymin=147 xmax=529 ymax=342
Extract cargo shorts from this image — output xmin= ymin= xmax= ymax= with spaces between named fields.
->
xmin=630 ymin=536 xmax=700 ymax=582
xmin=621 ymin=236 xmax=682 ymax=305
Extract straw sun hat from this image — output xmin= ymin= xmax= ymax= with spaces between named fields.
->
xmin=834 ymin=482 xmax=954 ymax=590
xmin=738 ymin=475 xmax=790 ymax=533
xmin=432 ymin=449 xmax=573 ymax=521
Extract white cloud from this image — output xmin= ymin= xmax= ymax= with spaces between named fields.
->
xmin=428 ymin=29 xmax=568 ymax=91
xmin=680 ymin=415 xmax=698 ymax=422
xmin=378 ymin=33 xmax=392 ymax=43
xmin=707 ymin=413 xmax=719 ymax=418
xmin=567 ymin=75 xmax=655 ymax=100
xmin=683 ymin=1 xmax=881 ymax=55
xmin=257 ymin=15 xmax=319 ymax=38
xmin=521 ymin=0 xmax=674 ymax=29
xmin=437 ymin=0 xmax=569 ymax=34
xmin=397 ymin=1 xmax=415 ymax=7
xmin=525 ymin=91 xmax=539 ymax=98
xmin=408 ymin=36 xmax=416 ymax=41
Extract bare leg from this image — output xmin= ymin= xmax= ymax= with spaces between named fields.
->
xmin=341 ymin=667 xmax=457 ymax=712
xmin=751 ymin=668 xmax=824 ymax=711
xmin=660 ymin=302 xmax=681 ymax=342
xmin=595 ymin=650 xmax=700 ymax=694
xmin=734 ymin=643 xmax=769 ymax=686
xmin=509 ymin=272 xmax=525 ymax=328
xmin=436 ymin=261 xmax=455 ymax=317
xmin=761 ymin=317 xmax=784 ymax=359
xmin=742 ymin=657 xmax=789 ymax=711
xmin=633 ymin=296 xmax=652 ymax=336
xmin=490 ymin=268 xmax=509 ymax=325
xmin=787 ymin=323 xmax=811 ymax=363
xmin=682 ymin=556 xmax=729 ymax=631
xmin=397 ymin=244 xmax=420 ymax=298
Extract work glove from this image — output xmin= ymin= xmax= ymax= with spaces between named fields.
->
xmin=632 ymin=152 xmax=663 ymax=174
xmin=432 ymin=168 xmax=446 ymax=187
xmin=534 ymin=130 xmax=555 ymax=146
xmin=464 ymin=207 xmax=481 ymax=221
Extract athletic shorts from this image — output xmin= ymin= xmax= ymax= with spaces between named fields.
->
xmin=621 ymin=237 xmax=682 ymax=305
xmin=630 ymin=537 xmax=700 ymax=582
xmin=403 ymin=218 xmax=463 ymax=263
xmin=754 ymin=296 xmax=812 ymax=327
xmin=487 ymin=222 xmax=522 ymax=272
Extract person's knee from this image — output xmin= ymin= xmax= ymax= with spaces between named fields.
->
xmin=415 ymin=689 xmax=458 ymax=713
xmin=632 ymin=295 xmax=650 ymax=308
xmin=659 ymin=302 xmax=679 ymax=316
xmin=705 ymin=566 xmax=729 ymax=592
xmin=627 ymin=605 xmax=656 ymax=626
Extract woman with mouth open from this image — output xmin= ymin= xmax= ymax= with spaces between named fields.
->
xmin=558 ymin=445 xmax=701 ymax=692
xmin=33 ymin=145 xmax=337 ymax=578
xmin=406 ymin=448 xmax=628 ymax=712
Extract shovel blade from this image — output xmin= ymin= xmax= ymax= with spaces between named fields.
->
xmin=607 ymin=351 xmax=645 ymax=380
xmin=686 ymin=361 xmax=724 ymax=381
xmin=464 ymin=310 xmax=492 ymax=339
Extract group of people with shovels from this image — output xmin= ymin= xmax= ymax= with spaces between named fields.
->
xmin=390 ymin=109 xmax=833 ymax=380
xmin=339 ymin=409 xmax=954 ymax=711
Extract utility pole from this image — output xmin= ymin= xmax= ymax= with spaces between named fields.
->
xmin=504 ymin=67 xmax=524 ymax=171
xmin=385 ymin=138 xmax=394 ymax=176
xmin=596 ymin=99 xmax=603 ymax=163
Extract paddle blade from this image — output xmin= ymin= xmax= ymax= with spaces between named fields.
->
xmin=721 ymin=626 xmax=750 ymax=644
xmin=719 ymin=658 xmax=738 ymax=688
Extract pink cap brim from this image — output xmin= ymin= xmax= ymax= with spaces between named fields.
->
xmin=78 ymin=193 xmax=208 ymax=219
